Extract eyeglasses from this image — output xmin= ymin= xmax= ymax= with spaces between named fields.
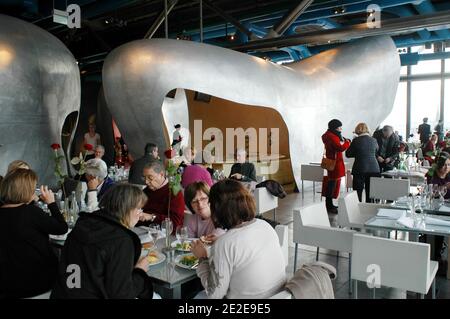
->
xmin=142 ymin=175 xmax=156 ymax=182
xmin=191 ymin=196 xmax=209 ymax=206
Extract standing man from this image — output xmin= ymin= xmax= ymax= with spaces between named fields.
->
xmin=373 ymin=125 xmax=400 ymax=173
xmin=172 ymin=124 xmax=183 ymax=156
xmin=128 ymin=143 xmax=160 ymax=185
xmin=418 ymin=117 xmax=431 ymax=146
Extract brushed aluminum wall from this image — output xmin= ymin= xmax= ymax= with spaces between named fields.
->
xmin=102 ymin=36 xmax=400 ymax=187
xmin=0 ymin=14 xmax=80 ymax=185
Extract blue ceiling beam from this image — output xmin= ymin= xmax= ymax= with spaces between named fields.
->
xmin=383 ymin=5 xmax=431 ymax=40
xmin=413 ymin=0 xmax=450 ymax=39
xmin=400 ymin=52 xmax=450 ymax=66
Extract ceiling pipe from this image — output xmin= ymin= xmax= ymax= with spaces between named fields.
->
xmin=266 ymin=0 xmax=315 ymax=38
xmin=230 ymin=10 xmax=450 ymax=51
xmin=144 ymin=0 xmax=178 ymax=39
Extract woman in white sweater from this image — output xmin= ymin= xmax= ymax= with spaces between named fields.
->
xmin=191 ymin=179 xmax=286 ymax=299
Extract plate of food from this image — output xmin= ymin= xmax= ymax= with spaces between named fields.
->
xmin=145 ymin=251 xmax=166 ymax=266
xmin=174 ymin=253 xmax=199 ymax=270
xmin=171 ymin=240 xmax=194 ymax=252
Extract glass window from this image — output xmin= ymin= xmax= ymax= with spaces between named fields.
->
xmin=380 ymin=82 xmax=407 ymax=139
xmin=410 ymin=80 xmax=440 ymax=139
xmin=446 ymin=58 xmax=450 ymax=73
xmin=400 ymin=66 xmax=407 ymax=76
xmin=445 ymin=80 xmax=450 ymax=133
xmin=411 ymin=59 xmax=441 ymax=75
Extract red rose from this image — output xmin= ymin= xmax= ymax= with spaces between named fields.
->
xmin=84 ymin=144 xmax=94 ymax=151
xmin=164 ymin=149 xmax=176 ymax=159
xmin=51 ymin=143 xmax=61 ymax=150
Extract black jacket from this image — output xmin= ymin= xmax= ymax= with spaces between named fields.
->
xmin=51 ymin=211 xmax=153 ymax=299
xmin=345 ymin=135 xmax=380 ymax=175
xmin=0 ymin=202 xmax=68 ymax=298
xmin=373 ymin=130 xmax=400 ymax=160
xmin=229 ymin=162 xmax=257 ymax=182
xmin=256 ymin=180 xmax=287 ymax=198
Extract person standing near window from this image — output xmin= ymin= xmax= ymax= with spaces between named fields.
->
xmin=321 ymin=119 xmax=350 ymax=213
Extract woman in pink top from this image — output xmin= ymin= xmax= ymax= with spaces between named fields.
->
xmin=184 ymin=181 xmax=225 ymax=241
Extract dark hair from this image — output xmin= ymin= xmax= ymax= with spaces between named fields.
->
xmin=99 ymin=184 xmax=147 ymax=228
xmin=143 ymin=160 xmax=165 ymax=174
xmin=209 ymin=179 xmax=255 ymax=230
xmin=436 ymin=152 xmax=450 ymax=171
xmin=144 ymin=143 xmax=157 ymax=155
xmin=184 ymin=181 xmax=210 ymax=213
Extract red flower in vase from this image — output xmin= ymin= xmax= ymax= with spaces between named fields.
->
xmin=84 ymin=143 xmax=94 ymax=151
xmin=164 ymin=148 xmax=176 ymax=159
xmin=51 ymin=143 xmax=61 ymax=150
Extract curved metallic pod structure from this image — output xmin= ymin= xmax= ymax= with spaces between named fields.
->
xmin=0 ymin=14 xmax=80 ymax=184
xmin=103 ymin=36 xmax=400 ymax=186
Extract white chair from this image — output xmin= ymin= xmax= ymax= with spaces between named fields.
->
xmin=254 ymin=187 xmax=278 ymax=220
xmin=275 ymin=224 xmax=289 ymax=268
xmin=351 ymin=233 xmax=438 ymax=299
xmin=369 ymin=177 xmax=410 ymax=202
xmin=293 ymin=202 xmax=355 ymax=293
xmin=338 ymin=191 xmax=402 ymax=230
xmin=300 ymin=164 xmax=324 ymax=199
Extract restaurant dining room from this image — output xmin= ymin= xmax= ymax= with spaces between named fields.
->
xmin=2 ymin=0 xmax=450 ymax=308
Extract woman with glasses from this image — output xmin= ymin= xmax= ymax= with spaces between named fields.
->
xmin=184 ymin=181 xmax=225 ymax=241
xmin=51 ymin=184 xmax=155 ymax=299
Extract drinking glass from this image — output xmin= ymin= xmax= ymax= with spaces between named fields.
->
xmin=439 ymin=185 xmax=447 ymax=200
xmin=176 ymin=226 xmax=189 ymax=246
xmin=148 ymin=224 xmax=160 ymax=250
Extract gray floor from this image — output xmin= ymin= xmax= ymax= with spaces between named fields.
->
xmin=260 ymin=181 xmax=450 ymax=299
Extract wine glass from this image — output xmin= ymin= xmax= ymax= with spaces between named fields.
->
xmin=439 ymin=185 xmax=447 ymax=203
xmin=176 ymin=226 xmax=189 ymax=247
xmin=148 ymin=224 xmax=160 ymax=250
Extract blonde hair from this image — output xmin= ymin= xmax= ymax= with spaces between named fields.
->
xmin=354 ymin=123 xmax=370 ymax=135
xmin=7 ymin=160 xmax=30 ymax=174
xmin=0 ymin=169 xmax=37 ymax=204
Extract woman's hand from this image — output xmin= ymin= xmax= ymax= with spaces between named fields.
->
xmin=40 ymin=185 xmax=55 ymax=204
xmin=87 ymin=177 xmax=100 ymax=191
xmin=201 ymin=234 xmax=218 ymax=244
xmin=191 ymin=240 xmax=208 ymax=259
xmin=135 ymin=256 xmax=150 ymax=272
xmin=139 ymin=212 xmax=155 ymax=222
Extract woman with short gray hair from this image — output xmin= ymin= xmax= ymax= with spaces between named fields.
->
xmin=84 ymin=158 xmax=114 ymax=212
xmin=51 ymin=184 xmax=155 ymax=299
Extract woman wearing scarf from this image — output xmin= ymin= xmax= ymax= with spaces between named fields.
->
xmin=321 ymin=119 xmax=350 ymax=213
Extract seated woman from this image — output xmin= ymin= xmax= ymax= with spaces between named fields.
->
xmin=426 ymin=152 xmax=450 ymax=199
xmin=181 ymin=147 xmax=213 ymax=188
xmin=0 ymin=169 xmax=68 ymax=298
xmin=191 ymin=179 xmax=286 ymax=299
xmin=184 ymin=181 xmax=225 ymax=241
xmin=51 ymin=184 xmax=154 ymax=299
xmin=84 ymin=158 xmax=114 ymax=212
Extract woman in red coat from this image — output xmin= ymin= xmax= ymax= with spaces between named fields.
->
xmin=322 ymin=119 xmax=350 ymax=213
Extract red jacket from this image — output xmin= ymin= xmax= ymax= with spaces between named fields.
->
xmin=321 ymin=130 xmax=350 ymax=179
